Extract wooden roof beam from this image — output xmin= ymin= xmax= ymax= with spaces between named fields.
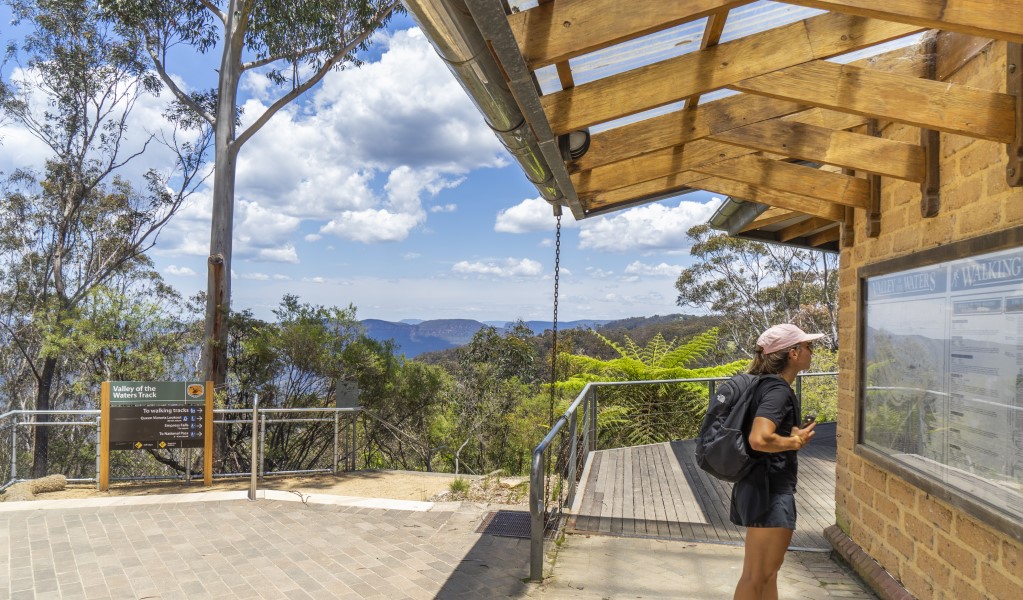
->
xmin=579 ymin=173 xmax=709 ymax=208
xmin=681 ymin=9 xmax=731 ymax=110
xmin=691 ymin=155 xmax=869 ymax=209
xmin=575 ymin=95 xmax=807 ymax=172
xmin=508 ymin=0 xmax=752 ymax=70
xmin=693 ymin=177 xmax=847 ymax=221
xmin=731 ymin=60 xmax=1017 ymax=143
xmin=778 ymin=0 xmax=1023 ymax=44
xmin=778 ymin=217 xmax=834 ymax=242
xmin=572 ymin=140 xmax=751 ymax=195
xmin=541 ymin=12 xmax=922 ymax=134
xmin=575 ymin=30 xmax=978 ymax=171
xmin=739 ymin=208 xmax=803 ymax=233
xmin=710 ymin=119 xmax=926 ymax=181
xmin=807 ymin=226 xmax=841 ymax=247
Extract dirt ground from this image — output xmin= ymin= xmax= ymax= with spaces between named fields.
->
xmin=12 ymin=470 xmax=483 ymax=503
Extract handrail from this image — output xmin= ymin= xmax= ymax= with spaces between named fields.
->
xmin=0 ymin=406 xmax=365 ymax=490
xmin=528 ymin=371 xmax=838 ymax=581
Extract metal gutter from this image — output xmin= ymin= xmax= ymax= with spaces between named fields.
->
xmin=464 ymin=0 xmax=583 ymax=219
xmin=402 ymin=0 xmax=576 ymax=214
xmin=707 ymin=197 xmax=769 ymax=235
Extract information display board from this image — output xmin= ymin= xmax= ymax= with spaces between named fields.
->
xmin=99 ymin=381 xmax=213 ymax=489
xmin=108 ymin=405 xmax=206 ymax=450
xmin=863 ymin=247 xmax=1023 ymax=520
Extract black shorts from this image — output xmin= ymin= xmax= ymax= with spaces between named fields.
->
xmin=730 ymin=488 xmax=797 ymax=529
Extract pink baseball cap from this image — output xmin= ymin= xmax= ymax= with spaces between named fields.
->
xmin=756 ymin=324 xmax=825 ymax=354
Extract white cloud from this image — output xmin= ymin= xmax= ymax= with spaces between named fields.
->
xmin=255 ymin=246 xmax=299 ymax=263
xmin=586 ymin=267 xmax=615 ymax=279
xmin=452 ymin=258 xmax=544 ymax=278
xmin=272 ymin=274 xmax=292 ymax=281
xmin=495 ymin=197 xmax=576 ymax=234
xmin=165 ymin=265 xmax=196 ymax=277
xmin=241 ymin=272 xmax=271 ymax=280
xmin=136 ymin=27 xmax=511 ymax=260
xmin=430 ymin=204 xmax=457 ymax=213
xmin=624 ymin=261 xmax=684 ymax=277
xmin=320 ymin=209 xmax=423 ymax=243
xmin=302 ymin=276 xmax=326 ymax=284
xmin=578 ymin=199 xmax=721 ymax=253
xmin=403 ymin=252 xmax=421 ymax=260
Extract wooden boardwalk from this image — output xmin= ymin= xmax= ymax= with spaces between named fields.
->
xmin=567 ymin=423 xmax=837 ymax=550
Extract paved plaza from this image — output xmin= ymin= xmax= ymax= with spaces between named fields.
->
xmin=0 ymin=491 xmax=877 ymax=599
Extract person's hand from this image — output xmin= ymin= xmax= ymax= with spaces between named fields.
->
xmin=790 ymin=421 xmax=817 ymax=450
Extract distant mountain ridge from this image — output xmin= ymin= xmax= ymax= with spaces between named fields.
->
xmin=360 ymin=318 xmax=614 ymax=357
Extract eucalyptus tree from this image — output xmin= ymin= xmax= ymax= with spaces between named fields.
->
xmin=675 ymin=224 xmax=839 ymax=357
xmin=101 ymin=0 xmax=400 ymax=387
xmin=0 ymin=0 xmax=210 ymax=476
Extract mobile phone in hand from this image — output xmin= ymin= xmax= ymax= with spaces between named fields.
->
xmin=801 ymin=413 xmax=817 ymax=427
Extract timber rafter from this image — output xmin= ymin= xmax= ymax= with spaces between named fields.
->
xmin=448 ymin=0 xmax=1023 ymax=248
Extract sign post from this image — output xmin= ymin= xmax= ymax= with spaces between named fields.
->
xmin=99 ymin=381 xmax=213 ymax=491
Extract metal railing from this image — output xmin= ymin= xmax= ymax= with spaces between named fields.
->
xmin=0 ymin=406 xmax=363 ymax=492
xmin=528 ymin=371 xmax=838 ymax=581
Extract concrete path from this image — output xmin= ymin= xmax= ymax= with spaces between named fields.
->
xmin=0 ymin=491 xmax=876 ymax=599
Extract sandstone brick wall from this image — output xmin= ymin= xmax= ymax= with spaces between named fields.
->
xmin=836 ymin=40 xmax=1023 ymax=600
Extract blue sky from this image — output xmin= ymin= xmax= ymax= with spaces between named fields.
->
xmin=1 ymin=8 xmax=722 ymax=324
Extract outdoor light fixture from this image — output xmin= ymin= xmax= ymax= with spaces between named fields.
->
xmin=560 ymin=129 xmax=591 ymax=161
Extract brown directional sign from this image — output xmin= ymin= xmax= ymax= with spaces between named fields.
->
xmin=99 ymin=381 xmax=214 ymax=490
xmin=108 ymin=405 xmax=205 ymax=450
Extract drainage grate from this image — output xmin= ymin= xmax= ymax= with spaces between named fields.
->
xmin=476 ymin=510 xmax=553 ymax=539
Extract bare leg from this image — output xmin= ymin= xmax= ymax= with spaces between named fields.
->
xmin=733 ymin=527 xmax=793 ymax=600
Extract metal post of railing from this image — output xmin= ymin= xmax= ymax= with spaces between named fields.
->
xmin=350 ymin=414 xmax=358 ymax=471
xmin=565 ymin=409 xmax=579 ymax=507
xmin=11 ymin=415 xmax=18 ymax=483
xmin=796 ymin=374 xmax=803 ymax=402
xmin=94 ymin=416 xmax=101 ymax=489
xmin=332 ymin=411 xmax=339 ymax=475
xmin=588 ymin=387 xmax=598 ymax=453
xmin=185 ymin=448 xmax=191 ymax=484
xmin=259 ymin=413 xmax=266 ymax=477
xmin=529 ymin=447 xmax=545 ymax=582
xmin=708 ymin=379 xmax=717 ymax=403
xmin=248 ymin=395 xmax=259 ymax=501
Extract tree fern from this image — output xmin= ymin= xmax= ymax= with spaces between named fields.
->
xmin=559 ymin=328 xmax=749 ymax=447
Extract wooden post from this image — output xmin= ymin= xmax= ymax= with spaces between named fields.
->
xmin=99 ymin=382 xmax=110 ymax=491
xmin=204 ymin=380 xmax=213 ymax=486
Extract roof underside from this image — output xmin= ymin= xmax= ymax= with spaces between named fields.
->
xmin=440 ymin=0 xmax=1022 ymax=252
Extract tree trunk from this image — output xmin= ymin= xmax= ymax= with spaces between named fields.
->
xmin=203 ymin=0 xmax=243 ymax=387
xmin=30 ymin=355 xmax=58 ymax=478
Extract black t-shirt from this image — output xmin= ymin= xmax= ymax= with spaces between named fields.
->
xmin=747 ymin=375 xmax=800 ymax=494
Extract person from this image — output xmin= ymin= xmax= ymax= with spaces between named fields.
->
xmin=732 ymin=323 xmax=823 ymax=600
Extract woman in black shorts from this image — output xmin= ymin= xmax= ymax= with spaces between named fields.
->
xmin=732 ymin=324 xmax=822 ymax=600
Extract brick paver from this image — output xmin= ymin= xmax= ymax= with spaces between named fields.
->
xmin=0 ymin=492 xmax=877 ymax=599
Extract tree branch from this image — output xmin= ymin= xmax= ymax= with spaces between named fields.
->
xmin=145 ymin=45 xmax=216 ymax=126
xmin=241 ymin=41 xmax=332 ymax=71
xmin=233 ymin=1 xmax=397 ymax=149
xmin=198 ymin=0 xmax=226 ymax=24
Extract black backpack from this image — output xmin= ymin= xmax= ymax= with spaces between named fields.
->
xmin=695 ymin=373 xmax=763 ymax=482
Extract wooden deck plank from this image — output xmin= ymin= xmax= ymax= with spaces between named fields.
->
xmin=636 ymin=445 xmax=657 ymax=536
xmin=576 ymin=451 xmax=603 ymax=532
xmin=648 ymin=444 xmax=671 ymax=537
xmin=650 ymin=442 xmax=681 ymax=538
xmin=622 ymin=447 xmax=635 ymax=536
xmin=610 ymin=444 xmax=625 ymax=535
xmin=653 ymin=441 xmax=687 ymax=538
xmin=569 ymin=423 xmax=838 ymax=550
xmin=597 ymin=447 xmax=618 ymax=533
xmin=661 ymin=443 xmax=706 ymax=540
